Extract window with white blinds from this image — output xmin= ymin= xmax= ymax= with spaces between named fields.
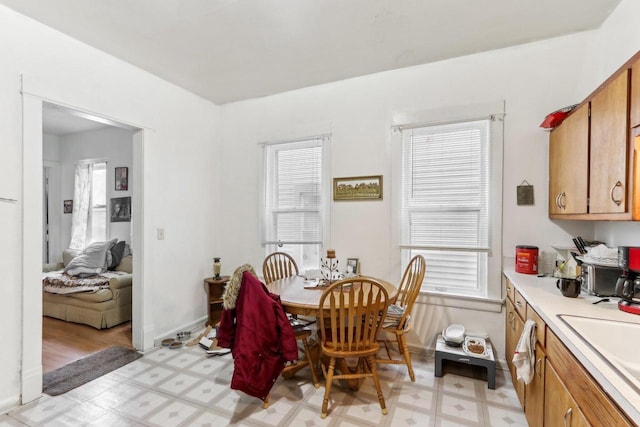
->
xmin=400 ymin=117 xmax=501 ymax=297
xmin=262 ymin=136 xmax=328 ymax=271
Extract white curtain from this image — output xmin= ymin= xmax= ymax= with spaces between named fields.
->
xmin=69 ymin=162 xmax=94 ymax=250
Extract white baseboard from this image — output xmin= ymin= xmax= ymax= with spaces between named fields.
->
xmin=151 ymin=316 xmax=208 ymax=349
xmin=21 ymin=365 xmax=43 ymax=404
xmin=0 ymin=395 xmax=22 ymax=416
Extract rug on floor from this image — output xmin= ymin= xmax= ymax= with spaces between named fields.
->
xmin=43 ymin=345 xmax=142 ymax=396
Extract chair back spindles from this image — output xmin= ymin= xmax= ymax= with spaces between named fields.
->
xmin=319 ymin=278 xmax=390 ymax=353
xmin=394 ymin=255 xmax=426 ymax=331
xmin=262 ymin=252 xmax=299 ymax=284
xmin=376 ymin=254 xmax=426 ymax=382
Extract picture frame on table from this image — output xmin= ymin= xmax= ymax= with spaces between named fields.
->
xmin=110 ymin=196 xmax=131 ymax=222
xmin=115 ymin=167 xmax=128 ymax=191
xmin=346 ymin=258 xmax=360 ymax=275
xmin=333 ymin=175 xmax=382 ymax=201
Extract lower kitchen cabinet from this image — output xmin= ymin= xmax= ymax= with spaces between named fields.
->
xmin=544 ymin=361 xmax=589 ymax=427
xmin=504 ymin=276 xmax=634 ymax=426
xmin=525 ymin=343 xmax=546 ymax=427
xmin=546 ymin=330 xmax=633 ymax=426
xmin=505 ymin=297 xmax=525 ymax=406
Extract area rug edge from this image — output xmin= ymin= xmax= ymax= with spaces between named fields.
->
xmin=43 ymin=345 xmax=142 ymax=396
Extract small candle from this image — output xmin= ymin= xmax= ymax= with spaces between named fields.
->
xmin=326 ymin=249 xmax=336 ymax=259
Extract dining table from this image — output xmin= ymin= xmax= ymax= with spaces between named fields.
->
xmin=266 ymin=275 xmax=398 ymax=317
xmin=266 ymin=275 xmax=398 ymax=388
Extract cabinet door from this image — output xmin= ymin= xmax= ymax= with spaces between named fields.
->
xmin=505 ymin=278 xmax=515 ymax=304
xmin=549 ymin=103 xmax=589 ymax=215
xmin=545 ymin=361 xmax=589 ymax=427
xmin=505 ymin=299 xmax=525 ymax=406
xmin=630 ymin=60 xmax=640 ymax=128
xmin=525 ymin=344 xmax=546 ymax=427
xmin=590 ymin=70 xmax=629 ymax=213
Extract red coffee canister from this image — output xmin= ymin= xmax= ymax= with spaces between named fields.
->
xmin=516 ymin=245 xmax=539 ymax=274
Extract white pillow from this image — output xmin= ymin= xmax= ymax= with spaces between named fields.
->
xmin=64 ymin=238 xmax=117 ymax=277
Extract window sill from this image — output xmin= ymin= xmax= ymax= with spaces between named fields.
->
xmin=416 ymin=291 xmax=504 ymax=313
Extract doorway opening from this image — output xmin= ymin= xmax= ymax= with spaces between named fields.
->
xmin=41 ymin=103 xmax=138 ymax=372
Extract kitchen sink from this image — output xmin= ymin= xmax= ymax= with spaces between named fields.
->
xmin=558 ymin=314 xmax=640 ymax=392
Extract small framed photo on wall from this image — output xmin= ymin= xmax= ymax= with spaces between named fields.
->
xmin=63 ymin=200 xmax=73 ymax=214
xmin=115 ymin=167 xmax=128 ymax=191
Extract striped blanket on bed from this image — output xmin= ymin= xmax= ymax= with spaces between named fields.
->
xmin=42 ymin=270 xmax=127 ymax=294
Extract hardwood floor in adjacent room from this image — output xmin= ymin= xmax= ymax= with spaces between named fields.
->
xmin=42 ymin=316 xmax=133 ymax=373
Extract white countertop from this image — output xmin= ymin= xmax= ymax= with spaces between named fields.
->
xmin=503 ymin=261 xmax=640 ymax=423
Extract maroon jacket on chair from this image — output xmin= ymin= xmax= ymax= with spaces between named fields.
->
xmin=217 ymin=269 xmax=298 ymax=401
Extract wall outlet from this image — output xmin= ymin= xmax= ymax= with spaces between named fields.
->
xmin=157 ymin=228 xmax=165 ymax=240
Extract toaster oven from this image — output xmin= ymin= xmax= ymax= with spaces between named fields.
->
xmin=580 ymin=263 xmax=621 ymax=297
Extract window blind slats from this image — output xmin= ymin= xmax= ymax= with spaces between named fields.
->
xmin=263 ymin=138 xmax=324 ymax=246
xmin=401 ymin=119 xmax=492 ymax=296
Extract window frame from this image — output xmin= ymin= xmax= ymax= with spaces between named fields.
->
xmin=260 ymin=135 xmax=331 ymax=271
xmin=89 ymin=161 xmax=108 ymax=244
xmin=391 ymin=103 xmax=504 ymax=302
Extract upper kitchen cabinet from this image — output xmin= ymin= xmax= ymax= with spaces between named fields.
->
xmin=589 ymin=70 xmax=629 ymax=214
xmin=548 ymin=51 xmax=640 ymax=220
xmin=549 ymin=103 xmax=589 ymax=215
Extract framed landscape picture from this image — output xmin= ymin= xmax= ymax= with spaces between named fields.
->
xmin=333 ymin=175 xmax=383 ymax=201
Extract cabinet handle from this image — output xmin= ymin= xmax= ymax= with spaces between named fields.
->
xmin=535 ymin=358 xmax=543 ymax=377
xmin=610 ymin=181 xmax=624 ymax=206
xmin=508 ymin=312 xmax=515 ymax=327
xmin=563 ymin=407 xmax=572 ymax=426
xmin=557 ymin=192 xmax=567 ymax=209
xmin=555 ymin=192 xmax=561 ymax=209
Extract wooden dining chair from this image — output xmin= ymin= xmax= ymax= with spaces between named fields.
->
xmin=317 ymin=277 xmax=390 ymax=419
xmin=262 ymin=252 xmax=319 ymax=394
xmin=263 ymin=251 xmax=314 ymax=327
xmin=377 ymin=254 xmax=426 ymax=382
xmin=262 ymin=252 xmax=299 ymax=284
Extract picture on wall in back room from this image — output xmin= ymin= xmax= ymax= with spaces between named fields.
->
xmin=110 ymin=196 xmax=131 ymax=222
xmin=63 ymin=200 xmax=73 ymax=214
xmin=115 ymin=166 xmax=128 ymax=191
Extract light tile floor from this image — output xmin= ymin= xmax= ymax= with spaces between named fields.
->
xmin=1 ymin=342 xmax=526 ymax=426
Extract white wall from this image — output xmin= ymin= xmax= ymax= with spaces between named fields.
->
xmin=46 ymin=126 xmax=135 ymax=256
xmin=217 ymin=0 xmax=640 ymax=367
xmin=0 ymin=5 xmax=220 ymax=411
xmin=216 ymin=34 xmax=601 ymax=277
xmin=4 ymin=0 xmax=640 ymax=414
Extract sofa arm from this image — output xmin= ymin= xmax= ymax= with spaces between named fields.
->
xmin=43 ymin=262 xmax=64 ymax=272
xmin=109 ymin=274 xmax=132 ymax=291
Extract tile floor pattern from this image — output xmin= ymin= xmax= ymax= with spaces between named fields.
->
xmin=1 ymin=341 xmax=526 ymax=426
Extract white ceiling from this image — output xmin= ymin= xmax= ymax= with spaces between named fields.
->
xmin=43 ymin=105 xmax=111 ymax=136
xmin=6 ymin=0 xmax=622 ymax=135
xmin=2 ymin=0 xmax=622 ymax=108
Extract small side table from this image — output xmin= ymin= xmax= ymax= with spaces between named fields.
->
xmin=204 ymin=276 xmax=230 ymax=327
xmin=434 ymin=335 xmax=496 ymax=389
